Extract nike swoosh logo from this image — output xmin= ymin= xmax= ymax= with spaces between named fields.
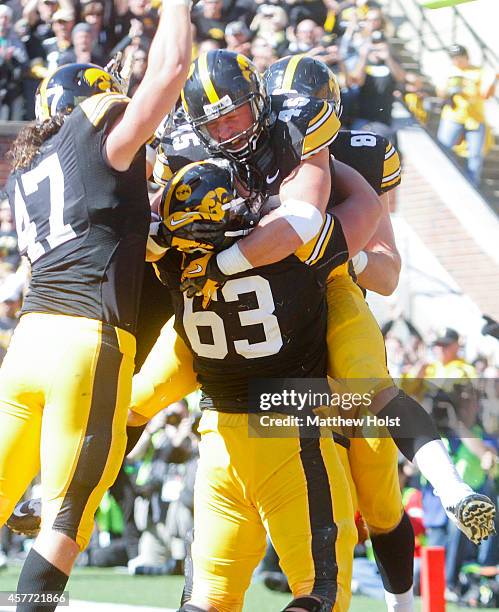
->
xmin=169 ymin=215 xmax=192 ymax=226
xmin=266 ymin=169 xmax=280 ymax=184
xmin=187 ymin=264 xmax=203 ymax=275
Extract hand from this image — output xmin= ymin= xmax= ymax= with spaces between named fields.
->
xmin=180 ymin=252 xmax=228 ymax=308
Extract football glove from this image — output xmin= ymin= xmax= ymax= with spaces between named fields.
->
xmin=180 ymin=252 xmax=228 ymax=308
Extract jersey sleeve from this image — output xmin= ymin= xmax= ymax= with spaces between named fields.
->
xmin=380 ymin=141 xmax=401 ymax=193
xmin=294 ymin=212 xmax=348 ymax=275
xmin=79 ymin=92 xmax=130 ymax=132
xmin=152 ymin=144 xmax=174 ymax=186
xmin=301 ymin=100 xmax=341 ymax=160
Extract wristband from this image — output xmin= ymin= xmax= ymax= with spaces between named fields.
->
xmin=216 ymin=243 xmax=253 ymax=276
xmin=351 ymin=250 xmax=368 ymax=275
xmin=275 ymin=199 xmax=324 ymax=244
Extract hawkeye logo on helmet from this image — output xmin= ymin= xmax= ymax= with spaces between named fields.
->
xmin=203 ymin=95 xmax=234 ymax=117
xmin=83 ymin=68 xmax=113 ymax=92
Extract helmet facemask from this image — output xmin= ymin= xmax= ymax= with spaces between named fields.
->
xmin=189 ymin=92 xmax=268 ymax=163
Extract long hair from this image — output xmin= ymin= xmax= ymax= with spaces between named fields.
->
xmin=7 ymin=114 xmax=66 ymax=171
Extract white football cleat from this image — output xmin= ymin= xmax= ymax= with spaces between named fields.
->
xmin=445 ymin=493 xmax=496 ymax=545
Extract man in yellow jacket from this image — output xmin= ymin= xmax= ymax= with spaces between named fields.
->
xmin=437 ymin=44 xmax=498 ymax=186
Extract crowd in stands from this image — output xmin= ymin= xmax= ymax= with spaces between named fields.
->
xmin=0 ymin=0 xmax=498 ymax=606
xmin=1 ymin=0 xmax=496 ymax=180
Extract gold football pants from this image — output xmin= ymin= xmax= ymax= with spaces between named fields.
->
xmin=0 ymin=313 xmax=135 ymax=550
xmin=191 ymin=411 xmax=357 ymax=612
xmin=326 ymin=274 xmax=403 ymax=533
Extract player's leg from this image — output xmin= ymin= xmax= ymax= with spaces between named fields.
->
xmin=327 ymin=275 xmax=495 ymax=546
xmin=129 ymin=315 xmax=198 ymax=426
xmin=6 ymin=317 xmax=199 ymax=538
xmin=185 ymin=411 xmax=267 ymax=612
xmin=15 ymin=315 xmax=134 ymax=609
xmin=325 ymin=275 xmax=417 ymax=610
xmin=259 ymin=428 xmax=357 ymax=612
xmin=0 ymin=316 xmax=43 ymax=530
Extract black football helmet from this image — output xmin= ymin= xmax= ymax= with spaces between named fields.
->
xmin=161 ymin=159 xmax=264 ymax=253
xmin=35 ymin=63 xmax=121 ymax=121
xmin=264 ymin=55 xmax=342 ymax=117
xmin=181 ymin=50 xmax=269 ymax=162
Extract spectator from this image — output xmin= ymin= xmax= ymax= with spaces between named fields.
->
xmin=437 ymin=44 xmax=498 ymax=187
xmin=197 ymin=38 xmax=223 ymax=54
xmin=285 ymin=18 xmax=321 ymax=55
xmin=224 ymin=20 xmax=251 ymax=56
xmin=0 ymin=283 xmax=21 ymax=364
xmin=127 ymin=44 xmax=149 ymax=96
xmin=285 ymin=0 xmax=328 ymax=30
xmin=42 ymin=7 xmax=74 ymax=72
xmin=115 ymin=0 xmax=158 ymax=44
xmin=224 ymin=0 xmax=257 ymax=26
xmin=425 ymin=328 xmax=477 ymax=379
xmin=250 ymin=4 xmax=288 ymax=57
xmin=442 ymin=385 xmax=498 ymax=596
xmin=128 ymin=402 xmax=197 ymax=575
xmin=23 ymin=0 xmax=57 ymax=44
xmin=349 ymin=26 xmax=406 ymax=138
xmin=0 ymin=197 xmax=19 ymax=278
xmin=191 ymin=0 xmax=226 ymax=46
xmin=59 ymin=21 xmax=106 ymax=65
xmin=81 ymin=1 xmax=115 ymax=57
xmin=250 ymin=36 xmax=277 ymax=74
xmin=0 ymin=4 xmax=28 ymax=120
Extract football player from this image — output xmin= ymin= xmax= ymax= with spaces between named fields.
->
xmin=149 ymin=51 xmax=495 ymax=611
xmin=265 ymin=55 xmax=496 ymax=610
xmin=140 ymin=157 xmax=380 ymax=612
xmin=0 ymin=1 xmax=192 ymax=608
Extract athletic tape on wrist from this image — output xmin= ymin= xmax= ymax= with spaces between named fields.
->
xmin=275 ymin=199 xmax=324 ymax=244
xmin=216 ymin=243 xmax=253 ymax=276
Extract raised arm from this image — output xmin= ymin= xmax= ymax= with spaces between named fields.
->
xmin=106 ymin=0 xmax=193 ymax=172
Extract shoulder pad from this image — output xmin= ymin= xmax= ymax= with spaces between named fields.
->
xmin=161 ymin=122 xmax=210 ymax=174
xmin=331 ymin=130 xmax=401 ymax=194
xmin=380 ymin=140 xmax=401 ymax=193
xmin=271 ymin=94 xmax=340 ymax=161
xmin=270 ymin=94 xmax=340 ymax=174
xmin=301 ymin=100 xmax=340 ymax=160
xmin=295 ymin=213 xmax=337 ymax=265
xmin=79 ymin=92 xmax=129 ymax=129
xmin=153 ymin=145 xmax=174 ymax=186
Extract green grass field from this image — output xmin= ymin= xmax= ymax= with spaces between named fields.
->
xmin=0 ymin=565 xmax=466 ymax=611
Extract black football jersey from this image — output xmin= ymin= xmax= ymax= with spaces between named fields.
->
xmin=154 ymin=211 xmax=348 ymax=411
xmin=154 ymin=94 xmax=340 ymax=196
xmin=6 ymin=93 xmax=150 ymax=333
xmin=331 ymin=130 xmax=401 ymax=195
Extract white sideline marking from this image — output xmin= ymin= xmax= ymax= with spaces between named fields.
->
xmin=0 ymin=602 xmax=175 ymax=612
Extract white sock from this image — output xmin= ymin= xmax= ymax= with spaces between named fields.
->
xmin=384 ymin=586 xmax=414 ymax=611
xmin=413 ymin=439 xmax=473 ymax=508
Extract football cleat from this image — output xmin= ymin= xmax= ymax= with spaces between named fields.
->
xmin=6 ymin=498 xmax=41 ymax=537
xmin=445 ymin=493 xmax=496 ymax=545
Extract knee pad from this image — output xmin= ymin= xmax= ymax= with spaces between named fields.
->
xmin=281 ymin=595 xmax=334 ymax=612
